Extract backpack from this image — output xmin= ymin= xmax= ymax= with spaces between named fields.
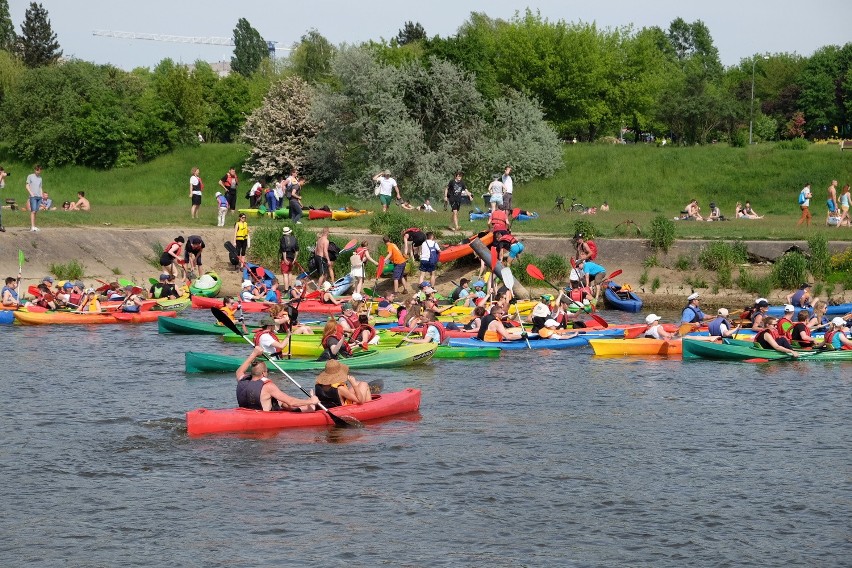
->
xmin=798 ymin=191 xmax=805 ymax=205
xmin=327 ymin=241 xmax=341 ymax=262
xmin=280 ymin=234 xmax=298 ymax=260
xmin=285 ymin=182 xmax=295 ymax=200
xmin=586 ymin=240 xmax=598 ymax=260
xmin=427 ymin=242 xmax=439 ymax=265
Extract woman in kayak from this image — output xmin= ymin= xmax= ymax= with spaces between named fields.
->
xmin=538 ymin=319 xmax=579 ymax=340
xmin=823 ymin=317 xmax=852 ymax=350
xmin=314 ymin=360 xmax=371 ymax=408
xmin=754 ymin=316 xmax=799 ymax=357
xmin=320 ymin=281 xmax=342 ymax=305
xmin=317 ymin=320 xmax=353 ymax=361
xmin=643 ymin=314 xmax=675 ymax=339
xmin=235 ymin=346 xmax=318 ymax=412
xmin=76 ymin=288 xmax=102 ymax=313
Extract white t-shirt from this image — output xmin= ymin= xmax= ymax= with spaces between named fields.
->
xmin=190 ymin=175 xmax=202 ymax=195
xmin=378 ymin=177 xmax=397 ymax=196
xmin=502 ymin=174 xmax=513 ymax=194
xmin=240 ymin=290 xmax=254 ymax=302
xmin=258 ymin=331 xmax=279 ymax=354
xmin=421 ymin=239 xmax=438 ymax=261
xmin=249 ymin=182 xmax=262 ymax=196
xmin=799 ymin=187 xmax=811 ymax=206
xmin=644 ymin=324 xmax=665 ymax=339
xmin=425 ymin=324 xmax=441 ymax=343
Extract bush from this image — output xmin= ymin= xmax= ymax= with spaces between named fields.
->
xmin=369 ymin=210 xmax=418 ymax=245
xmin=698 ymin=241 xmax=749 ymax=271
xmin=246 ymin=223 xmax=316 ymax=272
xmin=717 ymin=265 xmax=732 ymax=288
xmin=648 ymin=215 xmax=675 ymax=253
xmin=830 ymin=247 xmax=852 ymax=272
xmin=651 ymin=276 xmax=660 ymax=293
xmin=638 ymin=270 xmax=648 ymax=286
xmin=807 ymin=233 xmax=829 ymax=280
xmin=572 ymin=218 xmax=598 ymax=239
xmin=674 ymin=255 xmax=693 ymax=271
xmin=777 ymin=138 xmax=809 ymax=150
xmin=729 ymin=129 xmax=747 ymax=148
xmin=771 ymin=252 xmax=808 ymax=289
xmin=49 ymin=259 xmax=85 ymax=281
xmin=737 ymin=268 xmax=773 ymax=297
xmin=538 ymin=253 xmax=570 ymax=282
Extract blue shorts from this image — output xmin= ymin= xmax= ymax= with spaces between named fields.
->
xmin=392 ymin=262 xmax=406 ymax=280
xmin=490 ymin=194 xmax=503 ymax=205
xmin=827 ymin=199 xmax=836 ymax=212
xmin=419 ymin=260 xmax=436 ymax=274
xmin=509 ymin=242 xmax=525 ymax=258
xmin=29 ymin=196 xmax=42 ymax=211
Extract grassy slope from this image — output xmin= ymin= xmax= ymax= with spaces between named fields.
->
xmin=1 ymin=142 xmax=850 ymax=239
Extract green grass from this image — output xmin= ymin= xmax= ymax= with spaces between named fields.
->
xmin=1 ymin=142 xmax=850 ymax=240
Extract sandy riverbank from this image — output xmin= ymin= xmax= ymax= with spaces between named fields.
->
xmin=1 ymin=226 xmax=849 ymax=309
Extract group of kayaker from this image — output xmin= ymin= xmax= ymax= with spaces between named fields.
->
xmin=2 ymin=274 xmax=155 ymax=313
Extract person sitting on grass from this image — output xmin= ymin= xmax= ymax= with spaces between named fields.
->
xmin=706 ymin=202 xmax=722 ymax=221
xmin=236 ymin=346 xmax=318 ymax=412
xmin=68 ymin=191 xmax=90 ymax=211
xmin=740 ymin=201 xmax=763 ymax=219
xmin=682 ymin=199 xmax=703 ymax=221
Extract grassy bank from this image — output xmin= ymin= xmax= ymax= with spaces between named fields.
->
xmin=0 ymin=142 xmax=850 ymax=240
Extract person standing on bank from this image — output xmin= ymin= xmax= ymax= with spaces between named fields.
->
xmin=233 ymin=213 xmax=250 ymax=269
xmin=26 ymin=164 xmax=44 ymax=232
xmin=372 ymin=170 xmax=401 ymax=212
xmin=444 ymin=171 xmax=471 ymax=231
xmin=0 ymin=166 xmax=7 ymax=232
xmin=502 ymin=166 xmax=514 ymax=212
xmin=218 ymin=167 xmax=239 ymax=216
xmin=279 ymin=226 xmax=299 ymax=292
xmin=189 ymin=166 xmax=203 ymax=219
xmin=797 ymin=183 xmax=812 ymax=227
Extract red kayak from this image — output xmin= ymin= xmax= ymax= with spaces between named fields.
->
xmin=438 ymin=232 xmax=494 ymax=263
xmin=191 ymin=295 xmax=269 ymax=313
xmin=308 ymin=209 xmax=333 ymax=220
xmin=186 ymin=388 xmax=422 ymax=435
xmin=111 ymin=310 xmax=177 ymax=323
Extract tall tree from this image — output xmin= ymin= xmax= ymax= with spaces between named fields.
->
xmin=17 ymin=2 xmax=61 ymax=68
xmin=0 ymin=0 xmax=16 ymax=52
xmin=290 ymin=29 xmax=336 ymax=84
xmin=231 ymin=18 xmax=267 ymax=77
xmin=396 ymin=21 xmax=426 ymax=46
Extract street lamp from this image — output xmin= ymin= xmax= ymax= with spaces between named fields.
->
xmin=749 ymin=55 xmax=769 ymax=145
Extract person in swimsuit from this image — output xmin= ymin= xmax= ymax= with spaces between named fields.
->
xmin=235 ymin=346 xmax=318 ymax=411
xmin=314 ymin=360 xmax=371 ymax=408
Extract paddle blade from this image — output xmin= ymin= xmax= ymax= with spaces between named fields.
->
xmin=490 ymin=246 xmax=498 ymax=271
xmin=606 ymin=269 xmax=623 ymax=281
xmin=256 ymin=267 xmax=266 ymax=278
xmin=512 ymin=207 xmax=521 ymax=219
xmin=500 ymin=267 xmax=515 ymax=289
xmin=744 ymin=358 xmax=770 ymax=363
xmin=27 ymin=285 xmax=39 ymax=296
xmin=570 ymin=257 xmax=577 ymax=269
xmin=211 ymin=307 xmax=243 ymax=336
xmin=342 ymin=238 xmax=358 ymax=252
xmin=376 ymin=256 xmax=385 ymax=279
xmin=590 ymin=314 xmax=608 ymax=328
xmin=18 ymin=250 xmax=25 ymax=267
xmin=525 ymin=264 xmax=545 ymax=280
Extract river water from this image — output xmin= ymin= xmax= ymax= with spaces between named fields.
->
xmin=1 ymin=310 xmax=849 ymax=567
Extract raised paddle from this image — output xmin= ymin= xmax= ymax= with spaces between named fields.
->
xmin=17 ymin=249 xmax=24 ymax=282
xmin=501 ymin=269 xmax=531 ymax=349
xmin=367 ymin=256 xmax=385 ymax=316
xmin=211 ymin=307 xmax=360 ymax=428
xmin=525 ymin=263 xmax=608 ymax=328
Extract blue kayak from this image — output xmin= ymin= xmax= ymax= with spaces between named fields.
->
xmin=603 ymin=282 xmax=643 ymax=313
xmin=0 ymin=310 xmax=13 ymax=324
xmin=448 ymin=329 xmax=624 ymax=350
xmin=766 ymin=303 xmax=852 ymax=318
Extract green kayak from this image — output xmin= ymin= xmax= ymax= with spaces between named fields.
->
xmin=159 ymin=316 xmax=256 ymax=335
xmin=188 ymin=271 xmax=222 ymax=298
xmin=682 ymin=337 xmax=852 ymax=361
xmin=185 ymin=342 xmax=436 ymax=373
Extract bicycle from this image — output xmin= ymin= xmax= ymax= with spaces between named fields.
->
xmin=567 ymin=197 xmax=586 ymax=213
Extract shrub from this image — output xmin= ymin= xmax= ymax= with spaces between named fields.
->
xmin=807 ymin=233 xmax=829 ymax=280
xmin=146 ymin=242 xmax=164 ymax=269
xmin=643 ymin=255 xmax=659 ymax=268
xmin=246 ymin=223 xmax=316 ymax=271
xmin=674 ymin=255 xmax=693 ymax=271
xmin=638 ymin=270 xmax=648 ymax=286
xmin=49 ymin=259 xmax=85 ymax=281
xmin=369 ymin=211 xmax=417 ymax=245
xmin=651 ymin=276 xmax=660 ymax=293
xmin=771 ymin=251 xmax=808 ymax=289
xmin=729 ymin=129 xmax=747 ymax=148
xmin=776 ymin=138 xmax=809 ymax=150
xmin=538 ymin=254 xmax=570 ymax=282
xmin=737 ymin=268 xmax=773 ymax=297
xmin=717 ymin=265 xmax=732 ymax=288
xmin=685 ymin=276 xmax=708 ymax=288
xmin=698 ymin=241 xmax=749 ymax=271
xmin=830 ymin=248 xmax=852 ymax=271
xmin=648 ymin=215 xmax=675 ymax=253
xmin=572 ymin=218 xmax=598 ymax=239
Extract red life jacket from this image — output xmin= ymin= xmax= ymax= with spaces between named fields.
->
xmin=754 ymin=327 xmax=779 ymax=348
xmin=586 ymin=240 xmax=598 ymax=260
xmin=497 ymin=233 xmax=517 ymax=245
xmin=340 ymin=312 xmax=359 ymax=331
xmin=490 ymin=210 xmax=508 ymax=232
xmin=226 ymin=172 xmax=238 ymax=188
xmin=401 ymin=227 xmax=421 ymax=237
xmin=253 ymin=328 xmax=281 ymax=349
xmin=776 ymin=317 xmax=793 ymax=339
xmin=323 ymin=325 xmax=352 ymax=356
xmin=352 ymin=324 xmax=377 ymax=349
xmin=165 ymin=241 xmax=183 ymax=257
xmin=419 ymin=321 xmax=447 ymax=345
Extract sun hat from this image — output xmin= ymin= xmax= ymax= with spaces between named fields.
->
xmin=532 ymin=303 xmax=550 ymax=318
xmin=85 ymin=287 xmax=95 ymax=294
xmin=687 ymin=293 xmax=700 ymax=301
xmin=242 ymin=280 xmax=253 ymax=288
xmin=259 ymin=316 xmax=275 ymax=327
xmin=316 ymin=360 xmax=350 ymax=385
xmin=831 ymin=317 xmax=846 ymax=327
xmin=645 ymin=313 xmax=662 ymax=324
xmin=718 ymin=308 xmax=729 ymax=317
xmin=322 ymin=281 xmax=332 ymax=291
xmin=543 ymin=319 xmax=559 ymax=328
xmin=351 ymin=292 xmax=363 ymax=302
xmin=282 ymin=227 xmax=292 ymax=235
xmin=473 ymin=280 xmax=485 ymax=288
xmin=783 ymin=304 xmax=795 ymax=313
xmin=215 ymin=191 xmax=222 ymax=197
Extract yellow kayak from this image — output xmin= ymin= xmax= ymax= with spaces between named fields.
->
xmin=332 ymin=209 xmax=371 ymax=220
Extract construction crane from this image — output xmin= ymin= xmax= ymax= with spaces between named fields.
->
xmin=92 ymin=30 xmax=291 ymax=57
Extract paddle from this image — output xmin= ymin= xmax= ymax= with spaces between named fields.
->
xmin=525 ymin=263 xmax=608 ymax=328
xmin=17 ymin=249 xmax=24 ymax=282
xmin=501 ymin=269 xmax=530 ymax=349
xmin=367 ymin=256 xmax=385 ymax=315
xmin=211 ymin=307 xmax=359 ymax=428
xmin=744 ymin=350 xmax=817 ymax=364
xmin=341 ymin=238 xmax=358 ymax=253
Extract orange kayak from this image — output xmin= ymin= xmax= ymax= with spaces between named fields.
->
xmin=438 ymin=232 xmax=493 ymax=263
xmin=13 ymin=310 xmax=177 ymax=325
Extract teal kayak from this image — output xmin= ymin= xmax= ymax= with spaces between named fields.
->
xmin=682 ymin=337 xmax=852 ymax=361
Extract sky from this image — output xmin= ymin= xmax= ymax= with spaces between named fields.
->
xmin=7 ymin=0 xmax=852 ymax=70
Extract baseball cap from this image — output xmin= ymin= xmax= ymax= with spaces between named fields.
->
xmin=544 ymin=319 xmax=559 ymax=328
xmin=159 ymin=273 xmax=170 ymax=281
xmin=717 ymin=308 xmax=729 ymax=317
xmin=42 ymin=276 xmax=54 ymax=283
xmin=63 ymin=282 xmax=74 ymax=290
xmin=215 ymin=191 xmax=222 ymax=197
xmin=687 ymin=293 xmax=700 ymax=301
xmin=783 ymin=304 xmax=795 ymax=313
xmin=755 ymin=297 xmax=768 ymax=305
xmin=259 ymin=316 xmax=275 ymax=327
xmin=421 ymin=286 xmax=435 ymax=295
xmin=242 ymin=280 xmax=253 ymax=288
xmin=831 ymin=317 xmax=846 ymax=327
xmin=473 ymin=280 xmax=485 ymax=288
xmin=645 ymin=314 xmax=662 ymax=324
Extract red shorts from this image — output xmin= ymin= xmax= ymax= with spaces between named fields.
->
xmin=280 ymin=259 xmax=293 ymax=274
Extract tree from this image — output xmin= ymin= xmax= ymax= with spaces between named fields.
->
xmin=17 ymin=2 xmax=61 ymax=68
xmin=396 ymin=21 xmax=426 ymax=46
xmin=231 ymin=18 xmax=267 ymax=77
xmin=0 ymin=0 xmax=16 ymax=52
xmin=240 ymin=76 xmax=319 ymax=179
xmin=290 ymin=29 xmax=336 ymax=84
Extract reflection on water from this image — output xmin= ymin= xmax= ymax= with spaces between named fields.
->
xmin=0 ymin=310 xmax=849 ymax=567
